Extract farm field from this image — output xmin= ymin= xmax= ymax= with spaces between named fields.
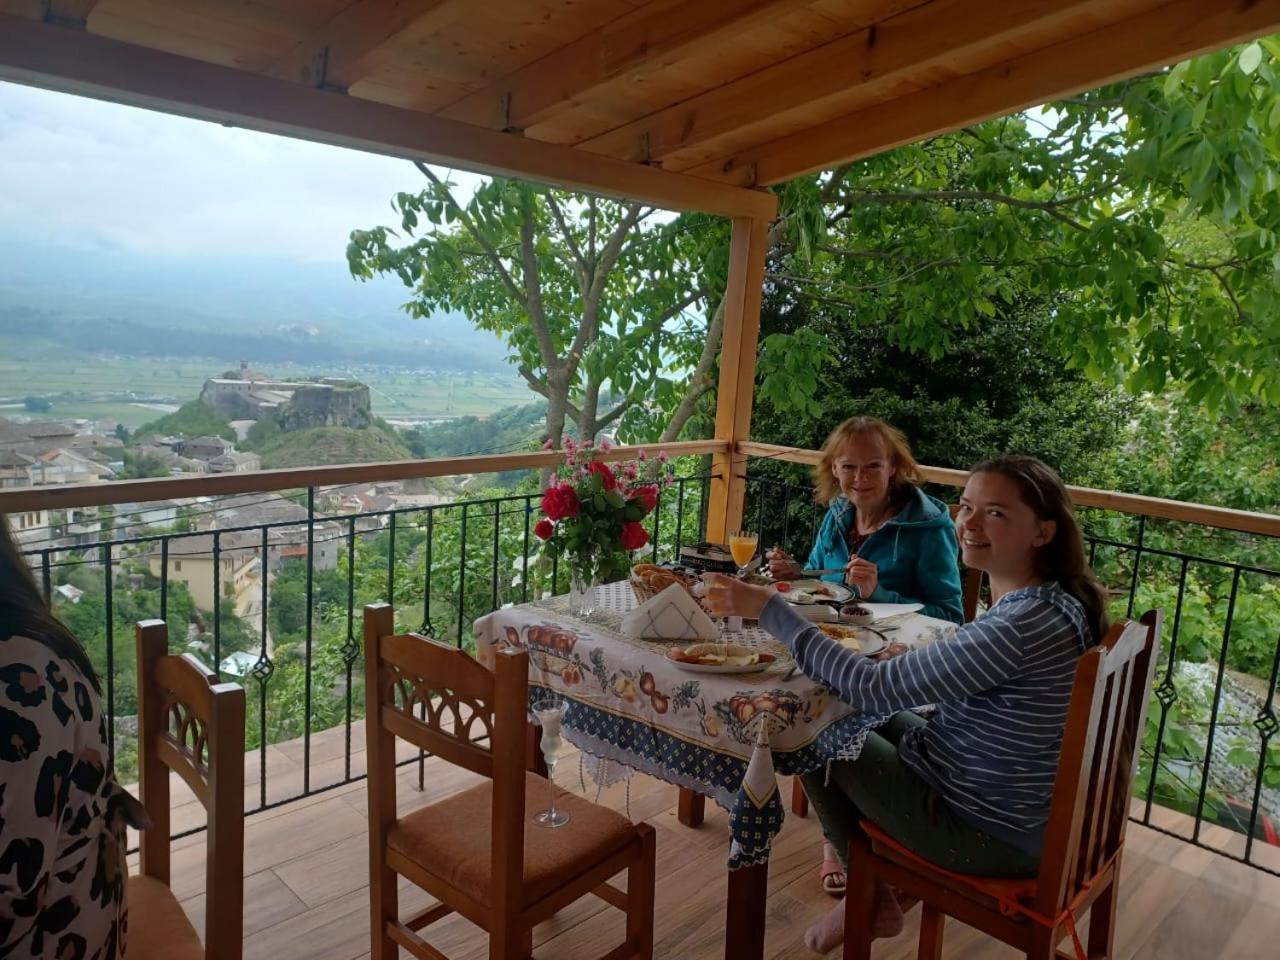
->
xmin=0 ymin=356 xmax=532 ymax=427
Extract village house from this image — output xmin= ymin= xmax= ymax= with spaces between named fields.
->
xmin=146 ymin=530 xmax=260 ymax=614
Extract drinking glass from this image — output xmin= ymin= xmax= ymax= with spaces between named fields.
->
xmin=531 ymin=698 xmax=570 ymax=828
xmin=728 ymin=531 xmax=758 ymax=578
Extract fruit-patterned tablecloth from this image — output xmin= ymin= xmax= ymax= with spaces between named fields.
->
xmin=473 ymin=580 xmax=957 ymax=868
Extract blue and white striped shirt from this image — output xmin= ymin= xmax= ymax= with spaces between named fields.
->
xmin=760 ymin=584 xmax=1091 ymax=853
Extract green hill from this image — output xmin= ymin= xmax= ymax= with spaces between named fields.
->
xmin=252 ymin=426 xmax=412 ymax=469
xmin=134 ymin=400 xmax=235 ymax=442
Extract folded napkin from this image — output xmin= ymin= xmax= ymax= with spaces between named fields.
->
xmin=793 ymin=603 xmax=837 ymax=622
xmin=621 ymin=583 xmax=719 ymax=640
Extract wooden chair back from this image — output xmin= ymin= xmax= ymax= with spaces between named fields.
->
xmin=1033 ymin=609 xmax=1162 ymax=920
xmin=947 ymin=503 xmax=984 ymax=622
xmin=135 ymin=619 xmax=246 ymax=960
xmin=363 ymin=603 xmax=531 ymax=923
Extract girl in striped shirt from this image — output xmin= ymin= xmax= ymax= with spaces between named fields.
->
xmin=703 ymin=456 xmax=1109 ymax=954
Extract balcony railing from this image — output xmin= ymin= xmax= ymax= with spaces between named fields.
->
xmin=3 ymin=441 xmax=1278 ymax=874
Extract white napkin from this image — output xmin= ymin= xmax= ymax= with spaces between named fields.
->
xmin=793 ymin=603 xmax=837 ymax=622
xmin=621 ymin=583 xmax=719 ymax=640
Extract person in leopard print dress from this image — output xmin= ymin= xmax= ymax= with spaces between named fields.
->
xmin=1 ymin=515 xmax=147 ymax=959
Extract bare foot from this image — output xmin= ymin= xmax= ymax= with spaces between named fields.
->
xmin=803 ymin=884 xmax=904 ymax=954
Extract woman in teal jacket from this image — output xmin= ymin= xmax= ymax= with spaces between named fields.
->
xmin=767 ymin=416 xmax=963 ymax=892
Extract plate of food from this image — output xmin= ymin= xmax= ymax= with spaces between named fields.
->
xmin=665 ymin=643 xmax=777 ymax=674
xmin=816 ymin=622 xmax=887 ymax=657
xmin=772 ymin=578 xmax=853 ymax=605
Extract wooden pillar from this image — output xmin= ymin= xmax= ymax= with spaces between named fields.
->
xmin=706 ymin=215 xmax=770 ymax=543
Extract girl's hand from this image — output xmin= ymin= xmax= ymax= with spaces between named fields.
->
xmin=766 ymin=547 xmax=802 ymax=580
xmin=844 ymin=557 xmax=878 ymax=598
xmin=701 ymin=573 xmax=774 ymax=620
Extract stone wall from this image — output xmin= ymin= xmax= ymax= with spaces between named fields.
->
xmin=276 ymin=383 xmax=372 ymax=431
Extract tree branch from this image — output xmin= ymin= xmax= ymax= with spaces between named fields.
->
xmin=517 ymin=201 xmax=559 ymax=370
xmin=545 ymin=193 xmax=589 ymax=293
xmin=660 ymin=293 xmax=726 ymax=444
xmin=834 ymin=188 xmax=1090 ymax=232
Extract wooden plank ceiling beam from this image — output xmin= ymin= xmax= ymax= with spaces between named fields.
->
xmin=0 ymin=14 xmax=776 ymax=219
xmin=437 ymin=0 xmax=815 ymax=131
xmin=270 ymin=0 xmax=463 ymax=89
xmin=580 ymin=0 xmax=1157 ymax=166
xmin=701 ymin=0 xmax=1280 ymax=186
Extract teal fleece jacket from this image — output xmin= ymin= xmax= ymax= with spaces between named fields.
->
xmin=805 ymin=486 xmax=963 ymax=624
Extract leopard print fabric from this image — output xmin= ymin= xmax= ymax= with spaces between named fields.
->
xmin=1 ymin=633 xmax=140 ymax=959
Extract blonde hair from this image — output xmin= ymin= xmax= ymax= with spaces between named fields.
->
xmin=814 ymin=417 xmax=923 ymax=506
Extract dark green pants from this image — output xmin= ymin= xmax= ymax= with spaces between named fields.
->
xmin=802 ymin=712 xmax=1040 ymax=878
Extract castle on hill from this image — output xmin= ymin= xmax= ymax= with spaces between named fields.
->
xmin=200 ymin=361 xmax=372 ymax=431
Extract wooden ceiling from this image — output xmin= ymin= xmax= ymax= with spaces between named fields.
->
xmin=2 ymin=0 xmax=1279 ymax=218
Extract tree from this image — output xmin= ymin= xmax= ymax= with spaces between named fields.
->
xmin=118 ymin=451 xmax=170 ymax=479
xmin=759 ymin=39 xmax=1280 ymax=415
xmin=348 ymin=168 xmax=731 ymax=445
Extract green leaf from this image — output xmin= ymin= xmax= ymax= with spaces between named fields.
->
xmin=1239 ymin=42 xmax=1263 ymax=76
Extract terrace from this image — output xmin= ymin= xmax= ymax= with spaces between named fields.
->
xmin=2 ymin=1 xmax=1280 ymax=958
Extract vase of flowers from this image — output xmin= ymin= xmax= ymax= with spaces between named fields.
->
xmin=534 ymin=436 xmax=671 ymax=617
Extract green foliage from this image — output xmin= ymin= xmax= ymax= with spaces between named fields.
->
xmin=118 ymin=450 xmax=171 ymax=479
xmin=134 ymin=400 xmax=235 ymax=443
xmin=249 ymin=425 xmax=412 ymax=469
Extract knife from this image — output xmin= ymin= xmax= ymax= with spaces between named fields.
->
xmin=798 ymin=567 xmax=846 ymax=576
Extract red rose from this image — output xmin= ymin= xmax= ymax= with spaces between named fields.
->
xmin=620 ymin=521 xmax=650 ymax=551
xmin=541 ymin=483 xmax=579 ymax=521
xmin=630 ymin=484 xmax=659 ymax=514
xmin=588 ymin=460 xmax=618 ymax=491
xmin=534 ymin=518 xmax=554 ymax=540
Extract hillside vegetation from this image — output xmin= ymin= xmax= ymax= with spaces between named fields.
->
xmin=251 ymin=425 xmax=412 ymax=469
xmin=133 ymin=400 xmax=235 ymax=442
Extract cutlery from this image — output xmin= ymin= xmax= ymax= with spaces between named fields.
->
xmin=798 ymin=567 xmax=846 ymax=576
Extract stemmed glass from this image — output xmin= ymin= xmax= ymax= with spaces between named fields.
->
xmin=531 ymin=697 xmax=570 ymax=828
xmin=729 ymin=530 xmax=758 ymax=579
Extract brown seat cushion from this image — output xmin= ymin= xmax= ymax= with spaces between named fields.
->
xmin=127 ymin=874 xmax=205 ymax=959
xmin=388 ymin=771 xmax=637 ymax=906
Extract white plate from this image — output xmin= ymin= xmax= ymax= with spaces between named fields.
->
xmin=859 ymin=602 xmax=923 ymax=621
xmin=665 ymin=643 xmax=777 ymax=674
xmin=814 ymin=624 xmax=887 ymax=657
xmin=774 ymin=578 xmax=853 ymax=605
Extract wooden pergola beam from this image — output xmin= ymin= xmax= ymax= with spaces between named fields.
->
xmin=699 ymin=0 xmax=1280 ymax=186
xmin=437 ymin=0 xmax=815 ymax=131
xmin=270 ymin=0 xmax=462 ymax=89
xmin=0 ymin=14 xmax=776 ymax=220
xmin=580 ymin=0 xmax=1157 ymax=166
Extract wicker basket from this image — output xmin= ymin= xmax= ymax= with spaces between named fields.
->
xmin=629 ymin=563 xmax=697 ymax=604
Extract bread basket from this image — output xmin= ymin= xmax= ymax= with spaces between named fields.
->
xmin=629 ymin=563 xmax=697 ymax=603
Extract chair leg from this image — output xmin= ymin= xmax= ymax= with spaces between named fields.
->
xmin=1087 ymin=879 xmax=1117 ymax=960
xmin=842 ymin=834 xmax=876 ymax=960
xmin=369 ymin=864 xmax=398 ymax=960
xmin=791 ymin=777 xmax=809 ymax=817
xmin=491 ymin=917 xmax=528 ymax=960
xmin=627 ymin=825 xmax=657 ymax=959
xmin=917 ymin=904 xmax=944 ymax=960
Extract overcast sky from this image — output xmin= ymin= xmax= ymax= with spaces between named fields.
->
xmin=0 ymin=80 xmax=485 ymax=264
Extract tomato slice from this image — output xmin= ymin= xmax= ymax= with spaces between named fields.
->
xmin=775 ymin=581 xmax=791 ymax=592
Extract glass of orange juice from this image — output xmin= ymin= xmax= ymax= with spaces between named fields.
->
xmin=728 ymin=531 xmax=759 ymax=578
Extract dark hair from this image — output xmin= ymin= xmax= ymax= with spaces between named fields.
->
xmin=1 ymin=513 xmax=101 ymax=692
xmin=969 ymin=456 xmax=1110 ymax=644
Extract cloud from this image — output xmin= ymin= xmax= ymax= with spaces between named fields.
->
xmin=0 ymin=81 xmax=486 ymax=264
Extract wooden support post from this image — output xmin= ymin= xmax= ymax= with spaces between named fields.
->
xmin=706 ymin=216 xmax=770 ymax=543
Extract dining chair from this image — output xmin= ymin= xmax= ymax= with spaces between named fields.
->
xmin=841 ymin=609 xmax=1164 ymax=960
xmin=130 ymin=619 xmax=246 ymax=960
xmin=363 ymin=603 xmax=657 ymax=960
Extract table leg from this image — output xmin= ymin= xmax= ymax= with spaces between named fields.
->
xmin=677 ymin=787 xmax=705 ymax=827
xmin=791 ymin=776 xmax=809 ymax=817
xmin=724 ymin=861 xmax=769 ymax=960
xmin=527 ymin=720 xmax=548 ymax=777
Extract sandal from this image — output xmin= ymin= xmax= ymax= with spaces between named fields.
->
xmin=820 ymin=841 xmax=846 ymax=896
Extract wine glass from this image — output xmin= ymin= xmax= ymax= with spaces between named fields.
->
xmin=531 ymin=698 xmax=570 ymax=828
xmin=729 ymin=530 xmax=758 ymax=579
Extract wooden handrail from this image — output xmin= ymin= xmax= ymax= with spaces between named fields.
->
xmin=0 ymin=440 xmax=729 ymax=513
xmin=737 ymin=441 xmax=1280 ymax=538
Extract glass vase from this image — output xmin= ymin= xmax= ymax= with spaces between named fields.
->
xmin=568 ymin=568 xmax=599 ymax=618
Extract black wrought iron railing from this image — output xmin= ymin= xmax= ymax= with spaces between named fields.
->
xmin=739 ymin=463 xmax=1280 ymax=876
xmin=16 ymin=469 xmax=715 ymax=831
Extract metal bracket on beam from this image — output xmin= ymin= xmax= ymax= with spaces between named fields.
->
xmin=498 ymin=91 xmax=524 ymax=134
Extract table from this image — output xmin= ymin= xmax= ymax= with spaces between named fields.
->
xmin=473 ymin=580 xmax=957 ymax=958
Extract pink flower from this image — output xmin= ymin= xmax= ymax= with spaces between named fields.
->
xmin=541 ymin=437 xmax=556 ymax=451
xmin=620 ymin=521 xmax=650 ymax=551
xmin=657 ymin=451 xmax=669 ymax=464
xmin=625 ymin=463 xmax=638 ymax=479
xmin=541 ymin=484 xmax=579 ymax=521
xmin=638 ymin=449 xmax=648 ymax=461
xmin=534 ymin=518 xmax=554 ymax=540
xmin=599 ymin=437 xmax=611 ymax=452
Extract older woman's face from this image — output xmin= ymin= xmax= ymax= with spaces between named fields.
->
xmin=831 ymin=434 xmax=894 ymax=511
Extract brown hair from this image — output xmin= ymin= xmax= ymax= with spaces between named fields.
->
xmin=969 ymin=456 xmax=1110 ymax=644
xmin=1 ymin=514 xmax=101 ymax=692
xmin=814 ymin=416 xmax=924 ymax=506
